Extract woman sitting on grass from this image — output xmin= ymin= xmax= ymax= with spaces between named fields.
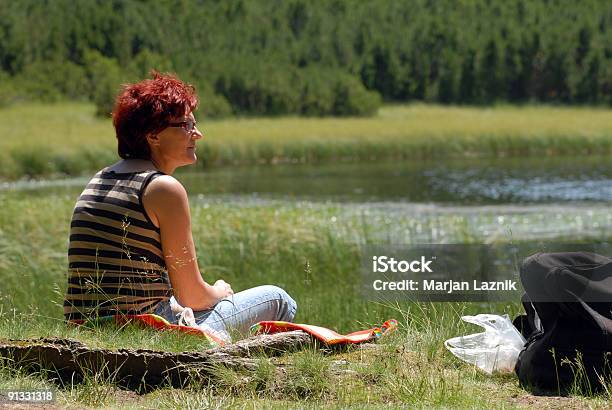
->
xmin=63 ymin=72 xmax=297 ymax=340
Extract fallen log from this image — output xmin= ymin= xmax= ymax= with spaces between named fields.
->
xmin=0 ymin=331 xmax=312 ymax=391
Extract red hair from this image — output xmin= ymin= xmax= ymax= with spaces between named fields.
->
xmin=112 ymin=71 xmax=198 ymax=159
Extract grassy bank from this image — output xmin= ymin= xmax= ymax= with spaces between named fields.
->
xmin=1 ymin=191 xmax=611 ymax=407
xmin=1 ymin=103 xmax=612 ymax=180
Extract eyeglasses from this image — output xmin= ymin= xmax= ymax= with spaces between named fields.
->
xmin=168 ymin=119 xmax=197 ymax=133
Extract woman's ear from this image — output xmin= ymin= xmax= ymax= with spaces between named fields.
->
xmin=146 ymin=132 xmax=161 ymax=147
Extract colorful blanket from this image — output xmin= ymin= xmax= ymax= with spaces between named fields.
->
xmin=250 ymin=319 xmax=398 ymax=345
xmin=70 ymin=315 xmax=398 ymax=347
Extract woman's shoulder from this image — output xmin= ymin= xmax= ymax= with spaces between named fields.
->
xmin=143 ymin=174 xmax=188 ymax=206
xmin=145 ymin=174 xmax=185 ymax=193
xmin=142 ymin=175 xmax=190 ymax=227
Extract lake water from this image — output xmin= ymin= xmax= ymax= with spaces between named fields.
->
xmin=3 ymin=155 xmax=612 ymax=204
xmin=181 ymin=156 xmax=612 ymax=204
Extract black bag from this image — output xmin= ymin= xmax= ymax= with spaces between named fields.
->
xmin=513 ymin=252 xmax=612 ymax=392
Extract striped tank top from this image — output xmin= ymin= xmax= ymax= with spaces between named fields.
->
xmin=64 ymin=169 xmax=172 ymax=322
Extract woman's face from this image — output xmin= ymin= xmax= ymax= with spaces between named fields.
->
xmin=152 ymin=111 xmax=203 ymax=169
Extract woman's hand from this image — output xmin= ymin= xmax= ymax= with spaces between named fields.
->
xmin=213 ymin=279 xmax=234 ymax=298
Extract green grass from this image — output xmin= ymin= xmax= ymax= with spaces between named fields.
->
xmin=1 ymin=102 xmax=612 ymax=179
xmin=1 ymin=191 xmax=611 ymax=408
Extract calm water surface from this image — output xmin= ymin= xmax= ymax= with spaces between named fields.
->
xmin=177 ymin=156 xmax=612 ymax=204
xmin=3 ymin=156 xmax=612 ymax=204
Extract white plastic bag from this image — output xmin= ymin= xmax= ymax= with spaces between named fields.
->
xmin=444 ymin=314 xmax=526 ymax=374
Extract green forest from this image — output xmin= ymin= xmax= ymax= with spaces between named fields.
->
xmin=1 ymin=0 xmax=610 ymax=117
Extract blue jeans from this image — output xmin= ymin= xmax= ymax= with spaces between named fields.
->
xmin=154 ymin=285 xmax=297 ymax=337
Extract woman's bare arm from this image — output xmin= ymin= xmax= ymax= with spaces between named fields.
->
xmin=142 ymin=175 xmax=232 ymax=310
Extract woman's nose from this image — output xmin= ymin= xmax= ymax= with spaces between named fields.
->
xmin=192 ymin=126 xmax=203 ymax=140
